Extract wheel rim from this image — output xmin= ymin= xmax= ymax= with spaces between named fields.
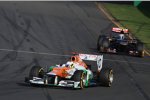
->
xmin=38 ymin=68 xmax=44 ymax=78
xmin=45 ymin=78 xmax=48 ymax=84
xmin=80 ymin=73 xmax=85 ymax=88
xmin=108 ymin=70 xmax=113 ymax=86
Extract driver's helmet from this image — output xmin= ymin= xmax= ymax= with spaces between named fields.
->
xmin=66 ymin=61 xmax=75 ymax=68
xmin=118 ymin=34 xmax=125 ymax=40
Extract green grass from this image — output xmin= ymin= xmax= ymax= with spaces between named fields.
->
xmin=104 ymin=2 xmax=150 ymax=50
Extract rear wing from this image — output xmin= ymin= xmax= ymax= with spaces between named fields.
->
xmin=112 ymin=27 xmax=128 ymax=33
xmin=79 ymin=54 xmax=103 ymax=71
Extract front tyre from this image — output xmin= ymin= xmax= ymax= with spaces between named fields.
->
xmin=97 ymin=36 xmax=109 ymax=52
xmin=97 ymin=68 xmax=113 ymax=87
xmin=72 ymin=70 xmax=86 ymax=89
xmin=97 ymin=35 xmax=105 ymax=50
xmin=29 ymin=66 xmax=44 ymax=80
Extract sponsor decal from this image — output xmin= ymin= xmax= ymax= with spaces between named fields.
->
xmin=79 ymin=54 xmax=98 ymax=61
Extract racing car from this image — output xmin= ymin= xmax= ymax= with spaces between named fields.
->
xmin=25 ymin=53 xmax=113 ymax=89
xmin=97 ymin=27 xmax=145 ymax=57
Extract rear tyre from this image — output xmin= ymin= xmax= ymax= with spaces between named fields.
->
xmin=139 ymin=50 xmax=144 ymax=57
xmin=72 ymin=70 xmax=85 ymax=89
xmin=29 ymin=66 xmax=44 ymax=80
xmin=97 ymin=68 xmax=113 ymax=87
xmin=137 ymin=43 xmax=144 ymax=57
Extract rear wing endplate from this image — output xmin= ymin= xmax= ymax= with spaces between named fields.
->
xmin=79 ymin=54 xmax=103 ymax=71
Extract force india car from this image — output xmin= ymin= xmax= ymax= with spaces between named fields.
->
xmin=25 ymin=54 xmax=113 ymax=89
xmin=97 ymin=27 xmax=145 ymax=57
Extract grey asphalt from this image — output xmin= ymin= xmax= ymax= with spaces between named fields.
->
xmin=0 ymin=2 xmax=150 ymax=100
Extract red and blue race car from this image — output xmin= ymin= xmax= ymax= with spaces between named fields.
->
xmin=97 ymin=27 xmax=144 ymax=57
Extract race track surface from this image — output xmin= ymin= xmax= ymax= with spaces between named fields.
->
xmin=0 ymin=2 xmax=150 ymax=100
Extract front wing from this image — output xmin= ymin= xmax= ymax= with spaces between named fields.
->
xmin=25 ymin=77 xmax=97 ymax=88
xmin=26 ymin=77 xmax=81 ymax=88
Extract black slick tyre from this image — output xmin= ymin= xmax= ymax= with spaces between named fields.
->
xmin=97 ymin=35 xmax=109 ymax=52
xmin=72 ymin=70 xmax=85 ymax=89
xmin=138 ymin=50 xmax=144 ymax=57
xmin=97 ymin=35 xmax=105 ymax=51
xmin=102 ymin=38 xmax=109 ymax=48
xmin=29 ymin=66 xmax=44 ymax=80
xmin=97 ymin=68 xmax=113 ymax=87
xmin=136 ymin=43 xmax=144 ymax=57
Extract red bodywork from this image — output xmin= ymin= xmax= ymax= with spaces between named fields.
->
xmin=112 ymin=27 xmax=128 ymax=33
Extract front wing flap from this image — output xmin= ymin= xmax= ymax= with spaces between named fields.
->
xmin=26 ymin=77 xmax=81 ymax=88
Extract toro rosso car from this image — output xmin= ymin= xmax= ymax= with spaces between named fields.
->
xmin=97 ymin=27 xmax=145 ymax=57
xmin=25 ymin=54 xmax=113 ymax=89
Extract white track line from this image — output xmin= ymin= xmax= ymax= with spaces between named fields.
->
xmin=0 ymin=48 xmax=149 ymax=65
xmin=0 ymin=48 xmax=70 ymax=57
xmin=104 ymin=59 xmax=150 ymax=65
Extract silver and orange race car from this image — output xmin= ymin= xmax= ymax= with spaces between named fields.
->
xmin=25 ymin=54 xmax=113 ymax=89
xmin=97 ymin=27 xmax=145 ymax=57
